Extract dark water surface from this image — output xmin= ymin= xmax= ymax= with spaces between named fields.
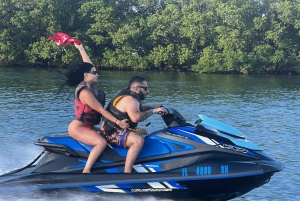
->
xmin=0 ymin=68 xmax=299 ymax=201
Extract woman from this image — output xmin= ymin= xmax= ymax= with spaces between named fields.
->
xmin=60 ymin=43 xmax=128 ymax=173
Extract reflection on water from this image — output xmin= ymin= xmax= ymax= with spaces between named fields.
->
xmin=0 ymin=68 xmax=299 ymax=201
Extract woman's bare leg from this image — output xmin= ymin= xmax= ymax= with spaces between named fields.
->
xmin=68 ymin=120 xmax=106 ymax=173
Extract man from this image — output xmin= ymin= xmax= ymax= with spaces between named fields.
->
xmin=101 ymin=76 xmax=167 ymax=173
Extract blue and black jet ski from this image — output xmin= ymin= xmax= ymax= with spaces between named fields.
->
xmin=0 ymin=107 xmax=283 ymax=201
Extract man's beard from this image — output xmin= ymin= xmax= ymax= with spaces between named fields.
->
xmin=138 ymin=90 xmax=146 ymax=100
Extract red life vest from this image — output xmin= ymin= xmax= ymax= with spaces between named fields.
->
xmin=74 ymin=81 xmax=106 ymax=129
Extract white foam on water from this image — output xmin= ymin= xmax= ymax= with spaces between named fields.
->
xmin=0 ymin=190 xmax=175 ymax=201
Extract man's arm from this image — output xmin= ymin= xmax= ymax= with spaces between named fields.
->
xmin=138 ymin=110 xmax=154 ymax=122
xmin=142 ymin=104 xmax=162 ymax=110
xmin=125 ymin=96 xmax=154 ymax=123
xmin=137 ymin=107 xmax=168 ymax=121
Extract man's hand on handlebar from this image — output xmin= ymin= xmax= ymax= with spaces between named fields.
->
xmin=153 ymin=107 xmax=168 ymax=115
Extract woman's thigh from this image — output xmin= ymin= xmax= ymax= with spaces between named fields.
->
xmin=68 ymin=120 xmax=105 ymax=146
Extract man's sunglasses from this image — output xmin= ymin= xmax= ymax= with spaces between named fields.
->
xmin=137 ymin=86 xmax=149 ymax=91
xmin=87 ymin=70 xmax=97 ymax=75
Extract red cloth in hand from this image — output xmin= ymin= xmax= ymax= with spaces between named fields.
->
xmin=47 ymin=32 xmax=81 ymax=45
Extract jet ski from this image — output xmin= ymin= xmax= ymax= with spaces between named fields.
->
xmin=0 ymin=107 xmax=283 ymax=201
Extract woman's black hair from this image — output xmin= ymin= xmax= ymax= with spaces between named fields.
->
xmin=58 ymin=62 xmax=93 ymax=93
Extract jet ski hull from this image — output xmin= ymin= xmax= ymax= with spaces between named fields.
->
xmin=0 ymin=168 xmax=275 ymax=201
xmin=0 ymin=149 xmax=282 ymax=200
xmin=0 ymin=107 xmax=283 ymax=201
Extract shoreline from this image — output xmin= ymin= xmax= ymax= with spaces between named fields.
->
xmin=0 ymin=65 xmax=299 ymax=75
xmin=101 ymin=68 xmax=299 ymax=75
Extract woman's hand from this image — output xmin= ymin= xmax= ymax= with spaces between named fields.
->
xmin=74 ymin=43 xmax=92 ymax=63
xmin=74 ymin=43 xmax=84 ymax=50
xmin=117 ymin=119 xmax=129 ymax=129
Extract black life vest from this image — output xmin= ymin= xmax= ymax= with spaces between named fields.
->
xmin=103 ymin=89 xmax=143 ymax=135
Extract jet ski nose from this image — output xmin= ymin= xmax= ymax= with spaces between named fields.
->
xmin=258 ymin=160 xmax=284 ymax=173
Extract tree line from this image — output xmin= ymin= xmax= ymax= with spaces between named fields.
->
xmin=1 ymin=0 xmax=300 ymax=74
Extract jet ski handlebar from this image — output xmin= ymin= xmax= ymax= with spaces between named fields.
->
xmin=161 ymin=107 xmax=188 ymax=127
